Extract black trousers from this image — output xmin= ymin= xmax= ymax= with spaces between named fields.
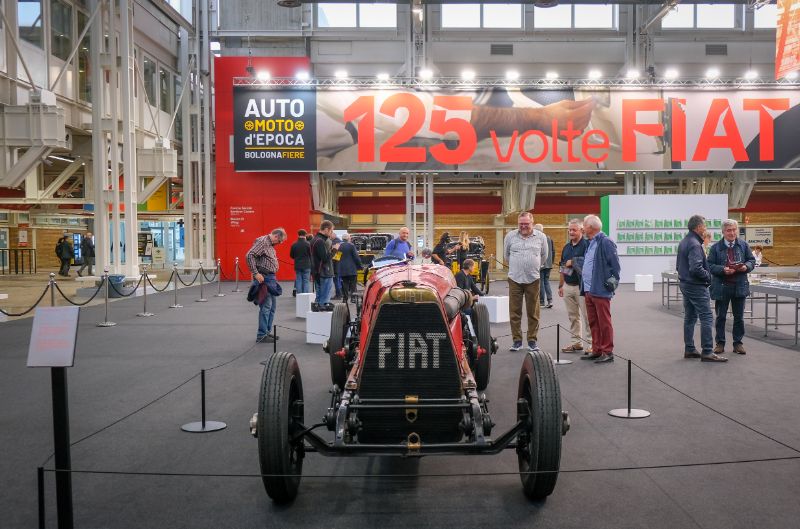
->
xmin=341 ymin=275 xmax=357 ymax=302
xmin=715 ymin=295 xmax=746 ymax=345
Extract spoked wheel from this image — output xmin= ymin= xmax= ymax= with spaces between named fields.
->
xmin=517 ymin=349 xmax=564 ymax=500
xmin=258 ymin=352 xmax=305 ymax=504
xmin=327 ymin=303 xmax=350 ymax=389
xmin=471 ymin=303 xmax=493 ymax=391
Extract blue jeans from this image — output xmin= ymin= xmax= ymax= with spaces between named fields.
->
xmin=715 ymin=292 xmax=746 ymax=345
xmin=254 ymin=280 xmax=277 ymax=339
xmin=539 ymin=268 xmax=553 ymax=304
xmin=315 ymin=276 xmax=333 ymax=305
xmin=680 ymin=282 xmax=714 ymax=354
xmin=295 ymin=269 xmax=311 ymax=294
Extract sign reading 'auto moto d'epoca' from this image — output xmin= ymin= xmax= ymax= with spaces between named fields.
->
xmin=233 ymin=87 xmax=316 ymax=171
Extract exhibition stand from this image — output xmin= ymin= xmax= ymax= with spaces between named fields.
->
xmin=296 ymin=293 xmax=314 ymax=319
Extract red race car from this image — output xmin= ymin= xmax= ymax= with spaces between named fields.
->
xmin=250 ymin=258 xmax=569 ymax=504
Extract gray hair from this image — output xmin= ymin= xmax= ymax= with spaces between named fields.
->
xmin=271 ymin=228 xmax=287 ymax=242
xmin=518 ymin=211 xmax=534 ymax=220
xmin=341 ymin=233 xmax=350 ymax=241
xmin=534 ymin=223 xmax=544 ymax=231
xmin=568 ymin=218 xmax=582 ymax=227
xmin=583 ymin=215 xmax=602 ymax=230
xmin=722 ymin=219 xmax=738 ymax=230
xmin=688 ymin=214 xmax=706 ymax=232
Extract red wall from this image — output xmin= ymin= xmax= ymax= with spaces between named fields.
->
xmin=214 ymin=56 xmax=313 ymax=280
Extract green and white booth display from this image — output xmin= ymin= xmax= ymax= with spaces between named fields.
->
xmin=600 ymin=194 xmax=728 ymax=284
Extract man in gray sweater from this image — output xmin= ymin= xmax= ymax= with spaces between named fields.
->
xmin=504 ymin=212 xmax=549 ymax=352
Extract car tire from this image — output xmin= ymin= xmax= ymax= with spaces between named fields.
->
xmin=258 ymin=351 xmax=304 ymax=504
xmin=328 ymin=303 xmax=350 ymax=389
xmin=471 ymin=302 xmax=493 ymax=391
xmin=517 ymin=348 xmax=563 ymax=500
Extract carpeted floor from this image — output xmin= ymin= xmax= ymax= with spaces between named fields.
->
xmin=1 ymin=280 xmax=799 ymax=529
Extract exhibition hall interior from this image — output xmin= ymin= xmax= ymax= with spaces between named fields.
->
xmin=2 ymin=0 xmax=800 ymax=527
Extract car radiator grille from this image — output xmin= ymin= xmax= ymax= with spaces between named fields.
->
xmin=357 ymin=302 xmax=464 ymax=444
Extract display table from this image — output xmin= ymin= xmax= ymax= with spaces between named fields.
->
xmin=480 ymin=296 xmax=510 ymax=323
xmin=306 ymin=310 xmax=332 ymax=344
xmin=296 ymin=293 xmax=314 ymax=319
xmin=635 ymin=274 xmax=654 ymax=292
xmin=660 ymin=271 xmax=681 ymax=308
xmin=749 ymin=284 xmax=800 ymax=345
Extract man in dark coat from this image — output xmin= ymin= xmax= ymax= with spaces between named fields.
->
xmin=56 ymin=236 xmax=73 ymax=277
xmin=676 ymin=214 xmax=726 ymax=362
xmin=310 ymin=220 xmax=335 ymax=307
xmin=336 ymin=233 xmax=362 ymax=302
xmin=455 ymin=259 xmax=485 ymax=298
xmin=289 ymin=229 xmax=312 ymax=295
xmin=707 ymin=219 xmax=756 ymax=355
xmin=77 ymin=232 xmax=95 ymax=277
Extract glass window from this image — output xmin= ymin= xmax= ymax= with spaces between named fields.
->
xmin=318 ymin=4 xmax=357 ymax=28
xmin=142 ymin=57 xmax=157 ymax=106
xmin=533 ymin=5 xmax=571 ymax=28
xmin=661 ymin=4 xmax=694 ymax=28
xmin=483 ymin=4 xmax=522 ymax=29
xmin=360 ymin=3 xmax=397 ymax=28
xmin=441 ymin=4 xmax=480 ymax=28
xmin=696 ymin=3 xmax=735 ymax=29
xmin=753 ymin=4 xmax=777 ymax=29
xmin=159 ymin=68 xmax=172 ymax=113
xmin=574 ymin=4 xmax=615 ymax=29
xmin=18 ymin=0 xmax=44 ymax=48
xmin=77 ymin=10 xmax=91 ymax=102
xmin=50 ymin=0 xmax=72 ymax=61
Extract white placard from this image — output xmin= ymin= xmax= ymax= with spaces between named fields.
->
xmin=745 ymin=227 xmax=773 ymax=247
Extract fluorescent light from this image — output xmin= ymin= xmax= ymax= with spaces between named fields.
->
xmin=418 ymin=68 xmax=433 ymax=80
xmin=786 ymin=71 xmax=799 ymax=80
xmin=505 ymin=70 xmax=520 ymax=81
xmin=664 ymin=68 xmax=679 ymax=80
xmin=626 ymin=69 xmax=640 ymax=79
xmin=48 ymin=155 xmax=76 ymax=163
xmin=588 ymin=69 xmax=602 ymax=80
xmin=334 ymin=69 xmax=348 ymax=79
xmin=744 ymin=69 xmax=758 ymax=80
xmin=705 ymin=67 xmax=720 ymax=79
xmin=461 ymin=69 xmax=476 ymax=81
xmin=256 ymin=70 xmax=270 ymax=82
xmin=376 ymin=72 xmax=390 ymax=81
xmin=296 ymin=71 xmax=310 ymax=81
xmin=545 ymin=71 xmax=559 ymax=80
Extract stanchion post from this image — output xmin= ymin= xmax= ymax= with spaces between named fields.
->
xmin=51 ymin=367 xmax=74 ymax=529
xmin=196 ymin=261 xmax=208 ymax=303
xmin=170 ymin=262 xmax=182 ymax=309
xmin=232 ymin=257 xmax=242 ymax=292
xmin=181 ymin=369 xmax=226 ymax=433
xmin=554 ymin=323 xmax=572 ymax=365
xmin=37 ymin=466 xmax=45 ymax=529
xmin=609 ymin=359 xmax=651 ymax=419
xmin=137 ymin=264 xmax=154 ymax=317
xmin=215 ymin=258 xmax=225 ymax=297
xmin=273 ymin=325 xmax=278 ymax=355
xmin=50 ymin=273 xmax=56 ymax=307
xmin=97 ymin=268 xmax=116 ymax=327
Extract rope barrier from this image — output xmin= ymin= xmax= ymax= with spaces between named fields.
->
xmin=274 ymin=323 xmax=331 ymax=339
xmin=41 ymin=454 xmax=800 ymax=480
xmin=54 ymin=279 xmax=106 ymax=307
xmin=176 ymin=268 xmax=201 ymax=287
xmin=146 ymin=270 xmax=175 ymax=293
xmin=107 ymin=275 xmax=144 ymax=297
xmin=200 ymin=267 xmax=217 ymax=283
xmin=0 ymin=284 xmax=51 ymax=317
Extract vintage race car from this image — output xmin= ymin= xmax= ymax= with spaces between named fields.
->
xmin=250 ymin=258 xmax=569 ymax=504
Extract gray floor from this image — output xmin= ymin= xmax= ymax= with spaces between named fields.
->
xmin=2 ymin=280 xmax=799 ymax=529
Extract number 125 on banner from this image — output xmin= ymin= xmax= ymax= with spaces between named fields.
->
xmin=343 ymin=94 xmax=477 ymax=165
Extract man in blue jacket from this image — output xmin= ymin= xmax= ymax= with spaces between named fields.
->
xmin=676 ymin=215 xmax=727 ymax=362
xmin=336 ymin=233 xmax=363 ymax=303
xmin=707 ymin=219 xmax=755 ymax=355
xmin=579 ymin=215 xmax=620 ymax=364
xmin=384 ymin=227 xmax=415 ymax=260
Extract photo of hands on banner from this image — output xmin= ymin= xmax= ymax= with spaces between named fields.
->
xmin=234 ymin=86 xmax=800 ymax=172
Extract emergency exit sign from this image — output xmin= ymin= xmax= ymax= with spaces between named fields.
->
xmin=745 ymin=227 xmax=774 ymax=247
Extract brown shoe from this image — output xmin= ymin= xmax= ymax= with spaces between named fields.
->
xmin=701 ymin=353 xmax=728 ymax=363
xmin=561 ymin=344 xmax=583 ymax=353
xmin=684 ymin=350 xmax=701 ymax=359
xmin=713 ymin=343 xmax=725 ymax=354
xmin=733 ymin=344 xmax=746 ymax=355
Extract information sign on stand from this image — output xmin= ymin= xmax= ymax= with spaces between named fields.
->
xmin=27 ymin=306 xmax=80 ymax=529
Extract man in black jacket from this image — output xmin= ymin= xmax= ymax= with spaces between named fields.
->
xmin=676 ymin=215 xmax=727 ymax=362
xmin=289 ymin=229 xmax=311 ymax=295
xmin=455 ymin=259 xmax=485 ymax=298
xmin=77 ymin=232 xmax=95 ymax=277
xmin=311 ymin=220 xmax=335 ymax=308
xmin=336 ymin=233 xmax=362 ymax=303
